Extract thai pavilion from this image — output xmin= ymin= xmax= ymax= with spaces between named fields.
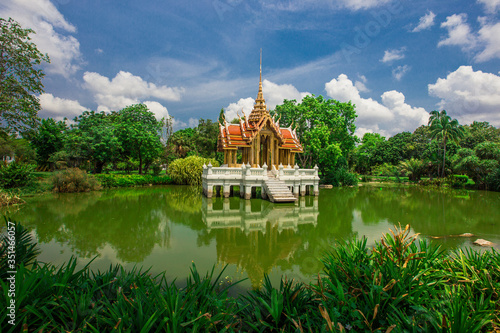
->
xmin=217 ymin=67 xmax=303 ymax=168
xmin=202 ymin=61 xmax=320 ymax=202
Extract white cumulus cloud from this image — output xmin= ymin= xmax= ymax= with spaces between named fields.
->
xmin=437 ymin=13 xmax=500 ymax=62
xmin=0 ymin=0 xmax=83 ymax=78
xmin=224 ymin=97 xmax=255 ymax=123
xmin=83 ymin=71 xmax=184 ymax=112
xmin=412 ymin=11 xmax=436 ymax=32
xmin=381 ymin=48 xmax=406 ymax=63
xmin=428 ymin=66 xmax=500 ymax=126
xmin=325 ymin=74 xmax=429 ymax=136
xmin=143 ymin=101 xmax=170 ymax=121
xmin=261 ymin=0 xmax=393 ymax=11
xmin=475 ymin=22 xmax=500 ymax=62
xmin=39 ymin=93 xmax=87 ymax=121
xmin=438 ymin=14 xmax=476 ymax=50
xmin=392 ymin=65 xmax=411 ymax=81
xmin=478 ymin=0 xmax=500 ymax=13
xmin=224 ymin=79 xmax=310 ymax=123
xmin=262 ymin=79 xmax=310 ymax=109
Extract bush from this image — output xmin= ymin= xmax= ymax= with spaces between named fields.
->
xmin=168 ymin=156 xmax=219 ymax=186
xmin=0 ymin=218 xmax=40 ymax=280
xmin=448 ymin=174 xmax=469 ymax=188
xmin=325 ymin=167 xmax=358 ymax=186
xmin=0 ymin=190 xmax=24 ymax=207
xmin=419 ymin=177 xmax=447 ymax=187
xmin=323 ymin=157 xmax=358 ymax=187
xmin=485 ymin=166 xmax=500 ymax=192
xmin=94 ymin=174 xmax=172 ymax=188
xmin=51 ymin=168 xmax=101 ymax=193
xmin=0 ymin=162 xmax=35 ymax=189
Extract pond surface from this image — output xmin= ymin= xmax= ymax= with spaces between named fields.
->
xmin=2 ymin=184 xmax=500 ymax=290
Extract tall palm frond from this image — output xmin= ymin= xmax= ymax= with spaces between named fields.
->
xmin=428 ymin=110 xmax=465 ymax=177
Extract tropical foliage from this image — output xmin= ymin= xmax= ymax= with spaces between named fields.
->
xmin=0 ymin=161 xmax=35 ymax=189
xmin=272 ymin=95 xmax=358 ymax=184
xmin=351 ymin=113 xmax=500 ymax=191
xmin=428 ymin=110 xmax=466 ymax=177
xmin=168 ymin=155 xmax=219 ymax=186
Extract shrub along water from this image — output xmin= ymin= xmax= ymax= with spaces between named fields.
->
xmin=1 ymin=221 xmax=498 ymax=332
xmin=94 ymin=173 xmax=172 ymax=188
xmin=168 ymin=156 xmax=219 ymax=186
xmin=51 ymin=168 xmax=101 ymax=193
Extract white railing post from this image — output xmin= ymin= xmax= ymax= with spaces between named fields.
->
xmin=208 ymin=163 xmax=213 ymax=175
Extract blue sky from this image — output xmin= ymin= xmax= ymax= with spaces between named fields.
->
xmin=1 ymin=0 xmax=499 ymax=136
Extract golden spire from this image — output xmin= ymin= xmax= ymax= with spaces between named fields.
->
xmin=249 ymin=49 xmax=268 ymax=122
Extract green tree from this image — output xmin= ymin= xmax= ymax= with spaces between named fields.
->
xmin=398 ymin=158 xmax=425 ymax=181
xmin=0 ymin=18 xmax=50 ymax=134
xmin=452 ymin=147 xmax=499 ymax=188
xmin=30 ymin=118 xmax=67 ymax=169
xmin=116 ymin=104 xmax=163 ymax=174
xmin=428 ymin=110 xmax=465 ymax=177
xmin=273 ymin=95 xmax=357 ymax=168
xmin=165 ymin=127 xmax=197 ymax=163
xmin=0 ymin=131 xmax=36 ymax=163
xmin=218 ymin=108 xmax=225 ymax=125
xmin=168 ymin=155 xmax=219 ymax=186
xmin=459 ymin=121 xmax=500 ymax=149
xmin=352 ymin=132 xmax=385 ymax=174
xmin=54 ymin=111 xmax=121 ymax=173
xmin=194 ymin=118 xmax=219 ymax=158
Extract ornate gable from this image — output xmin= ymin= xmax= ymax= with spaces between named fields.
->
xmin=217 ymin=55 xmax=303 ymax=156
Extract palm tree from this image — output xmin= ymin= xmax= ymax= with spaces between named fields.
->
xmin=399 ymin=158 xmax=425 ymax=181
xmin=428 ymin=110 xmax=465 ymax=177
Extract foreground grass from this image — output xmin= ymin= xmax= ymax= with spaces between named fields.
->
xmin=1 ymin=221 xmax=499 ymax=332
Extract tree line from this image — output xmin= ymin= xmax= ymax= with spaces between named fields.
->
xmin=351 ymin=112 xmax=500 ymax=190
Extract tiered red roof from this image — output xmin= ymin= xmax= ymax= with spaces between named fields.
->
xmin=218 ymin=110 xmax=303 ymax=153
xmin=218 ymin=61 xmax=303 ymax=154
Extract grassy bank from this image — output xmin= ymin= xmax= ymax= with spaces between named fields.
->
xmin=1 ymin=221 xmax=499 ymax=332
xmin=0 ymin=171 xmax=173 ymax=206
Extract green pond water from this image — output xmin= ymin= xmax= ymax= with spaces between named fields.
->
xmin=2 ymin=184 xmax=499 ymax=290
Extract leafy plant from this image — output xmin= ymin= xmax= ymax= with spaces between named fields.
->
xmin=0 ymin=218 xmax=40 ymax=281
xmin=0 ymin=161 xmax=35 ymax=188
xmin=168 ymin=155 xmax=219 ymax=186
xmin=0 ymin=190 xmax=24 ymax=207
xmin=399 ymin=158 xmax=426 ymax=181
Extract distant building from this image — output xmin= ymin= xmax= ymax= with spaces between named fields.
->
xmin=2 ymin=155 xmax=15 ymax=164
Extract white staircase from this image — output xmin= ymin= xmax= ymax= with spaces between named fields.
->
xmin=264 ymin=173 xmax=297 ymax=203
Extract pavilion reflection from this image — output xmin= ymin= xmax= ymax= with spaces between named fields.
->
xmin=202 ymin=196 xmax=318 ymax=234
xmin=201 ymin=197 xmax=319 ymax=288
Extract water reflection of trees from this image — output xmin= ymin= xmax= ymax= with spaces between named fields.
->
xmin=11 ymin=188 xmax=174 ymax=262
